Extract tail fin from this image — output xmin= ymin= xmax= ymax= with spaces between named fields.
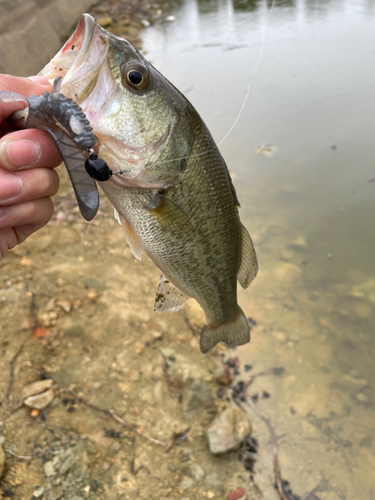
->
xmin=199 ymin=308 xmax=250 ymax=353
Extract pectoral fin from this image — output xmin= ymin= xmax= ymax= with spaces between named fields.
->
xmin=154 ymin=275 xmax=189 ymax=312
xmin=237 ymin=224 xmax=258 ymax=289
xmin=143 ymin=192 xmax=193 ymax=237
xmin=114 ymin=209 xmax=143 ymax=261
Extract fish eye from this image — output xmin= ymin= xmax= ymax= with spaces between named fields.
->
xmin=122 ymin=64 xmax=149 ymax=91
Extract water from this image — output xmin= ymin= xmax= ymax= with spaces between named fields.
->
xmin=142 ymin=1 xmax=375 ymax=498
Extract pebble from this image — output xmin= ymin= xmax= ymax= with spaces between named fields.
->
xmin=191 ymin=463 xmax=205 ymax=481
xmin=30 ymin=409 xmax=40 ymax=418
xmin=207 ymin=406 xmax=251 ymax=454
xmin=22 ymin=379 xmax=54 ymax=399
xmin=207 ymin=492 xmax=215 ymax=499
xmin=32 ymin=486 xmax=44 ymax=498
xmin=24 ymin=388 xmax=54 ymax=410
xmin=274 ymin=262 xmax=302 ymax=283
xmin=97 ymin=16 xmax=113 ymax=27
xmin=227 ymin=487 xmax=246 ymax=500
xmin=184 ymin=380 xmax=215 ymax=419
xmin=215 ymin=366 xmax=233 ymax=386
xmin=43 ymin=460 xmax=55 ymax=477
xmin=56 ymin=300 xmax=72 ymax=313
xmin=180 ymin=476 xmax=194 ymax=490
xmin=46 ymin=486 xmax=63 ymax=500
xmin=109 ymin=442 xmax=121 ymax=453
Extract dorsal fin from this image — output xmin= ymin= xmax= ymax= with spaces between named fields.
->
xmin=114 ymin=209 xmax=143 ymax=261
xmin=154 ymin=275 xmax=189 ymax=312
xmin=237 ymin=224 xmax=258 ymax=289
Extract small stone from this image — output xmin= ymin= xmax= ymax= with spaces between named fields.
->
xmin=274 ymin=262 xmax=302 ymax=283
xmin=184 ymin=380 xmax=215 ymax=419
xmin=227 ymin=487 xmax=246 ymax=500
xmin=24 ymin=388 xmax=54 ymax=410
xmin=32 ymin=486 xmax=44 ymax=498
xmin=102 ymin=461 xmax=110 ymax=471
xmin=180 ymin=476 xmax=194 ymax=490
xmin=207 ymin=492 xmax=215 ymax=499
xmin=44 ymin=460 xmax=55 ymax=477
xmin=30 ymin=409 xmax=40 ymax=418
xmin=289 ymin=236 xmax=307 ymax=250
xmin=87 ymin=289 xmax=98 ymax=300
xmin=56 ymin=300 xmax=71 ymax=313
xmin=46 ymin=486 xmax=63 ymax=500
xmin=20 ymin=256 xmax=32 ymax=267
xmin=215 ymin=366 xmax=233 ymax=386
xmin=356 ymin=393 xmax=368 ymax=402
xmin=191 ymin=463 xmax=205 ymax=481
xmin=207 ymin=406 xmax=251 ymax=454
xmin=22 ymin=379 xmax=54 ymax=399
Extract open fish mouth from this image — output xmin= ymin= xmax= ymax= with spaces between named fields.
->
xmin=39 ymin=14 xmax=109 ymax=104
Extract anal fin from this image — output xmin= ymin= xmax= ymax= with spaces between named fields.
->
xmin=154 ymin=275 xmax=189 ymax=312
xmin=114 ymin=208 xmax=143 ymax=261
xmin=237 ymin=223 xmax=258 ymax=289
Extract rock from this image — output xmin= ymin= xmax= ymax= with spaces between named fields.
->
xmin=215 ymin=366 xmax=233 ymax=386
xmin=24 ymin=388 xmax=54 ymax=410
xmin=274 ymin=262 xmax=302 ymax=283
xmin=207 ymin=407 xmax=251 ymax=454
xmin=228 ymin=488 xmax=246 ymax=500
xmin=289 ymin=236 xmax=307 ymax=250
xmin=184 ymin=299 xmax=205 ymax=329
xmin=207 ymin=492 xmax=216 ymax=499
xmin=109 ymin=442 xmax=121 ymax=453
xmin=56 ymin=300 xmax=71 ymax=313
xmin=0 ymin=443 xmax=4 ymax=478
xmin=32 ymin=486 xmax=44 ymax=498
xmin=191 ymin=463 xmax=205 ymax=481
xmin=180 ymin=476 xmax=194 ymax=490
xmin=184 ymin=380 xmax=215 ymax=419
xmin=22 ymin=379 xmax=54 ymax=399
xmin=46 ymin=486 xmax=63 ymax=500
xmin=44 ymin=460 xmax=55 ymax=477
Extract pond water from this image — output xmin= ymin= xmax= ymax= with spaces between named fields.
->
xmin=142 ymin=1 xmax=375 ymax=498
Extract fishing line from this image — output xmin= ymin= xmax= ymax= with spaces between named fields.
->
xmin=144 ymin=0 xmax=276 ymax=170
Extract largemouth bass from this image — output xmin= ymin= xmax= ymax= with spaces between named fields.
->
xmin=39 ymin=14 xmax=258 ymax=353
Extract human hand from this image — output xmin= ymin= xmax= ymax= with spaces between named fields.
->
xmin=0 ymin=74 xmax=62 ymax=260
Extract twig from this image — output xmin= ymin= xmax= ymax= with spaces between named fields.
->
xmin=129 ymin=437 xmax=150 ymax=475
xmin=159 ymin=351 xmax=175 ymax=398
xmin=6 ymin=446 xmax=54 ymax=461
xmin=182 ymin=313 xmax=198 ymax=336
xmin=244 ymin=396 xmax=289 ymax=500
xmin=5 ymin=344 xmax=24 ymax=404
xmin=59 ymin=388 xmax=166 ymax=447
xmin=164 ymin=426 xmax=190 ymax=453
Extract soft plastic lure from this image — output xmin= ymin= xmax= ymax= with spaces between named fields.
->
xmin=0 ymin=77 xmax=99 ymax=221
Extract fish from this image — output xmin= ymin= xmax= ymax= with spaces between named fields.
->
xmin=39 ymin=13 xmax=258 ymax=353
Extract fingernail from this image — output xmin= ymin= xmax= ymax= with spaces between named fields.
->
xmin=0 ymin=172 xmax=23 ymax=201
xmin=0 ymin=139 xmax=41 ymax=169
xmin=27 ymin=76 xmax=50 ymax=85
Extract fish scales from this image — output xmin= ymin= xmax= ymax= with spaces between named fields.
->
xmin=39 ymin=13 xmax=258 ymax=352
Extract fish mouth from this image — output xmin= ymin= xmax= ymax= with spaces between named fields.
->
xmin=38 ymin=14 xmax=108 ymax=103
